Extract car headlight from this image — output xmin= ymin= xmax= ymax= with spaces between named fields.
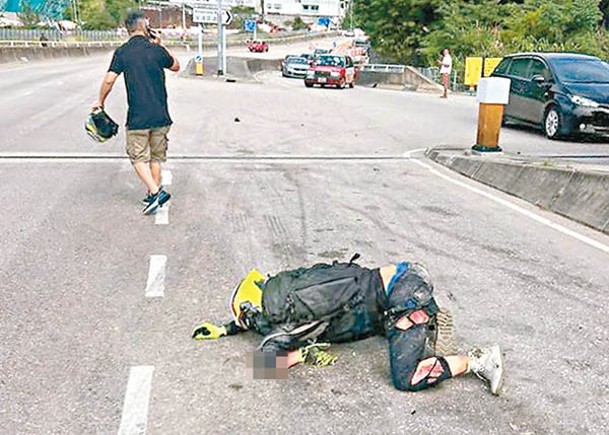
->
xmin=330 ymin=71 xmax=340 ymax=77
xmin=570 ymin=95 xmax=600 ymax=108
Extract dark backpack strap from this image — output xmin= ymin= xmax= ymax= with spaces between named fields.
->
xmin=349 ymin=253 xmax=361 ymax=264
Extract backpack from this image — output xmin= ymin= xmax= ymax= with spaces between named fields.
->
xmin=261 ymin=258 xmax=369 ymax=325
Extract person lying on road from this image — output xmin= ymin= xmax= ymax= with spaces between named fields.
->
xmin=192 ymin=255 xmax=504 ymax=394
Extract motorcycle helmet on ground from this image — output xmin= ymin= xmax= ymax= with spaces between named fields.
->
xmin=85 ymin=108 xmax=119 ymax=142
xmin=230 ymin=269 xmax=266 ymax=329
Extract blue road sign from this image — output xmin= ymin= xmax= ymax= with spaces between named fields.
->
xmin=317 ymin=17 xmax=331 ymax=27
xmin=244 ymin=19 xmax=256 ymax=33
xmin=195 ymin=54 xmax=202 ymax=62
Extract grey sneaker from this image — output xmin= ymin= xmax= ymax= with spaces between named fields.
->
xmin=468 ymin=345 xmax=504 ymax=395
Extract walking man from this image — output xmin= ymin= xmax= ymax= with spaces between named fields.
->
xmin=439 ymin=48 xmax=452 ymax=98
xmin=93 ymin=10 xmax=180 ymax=215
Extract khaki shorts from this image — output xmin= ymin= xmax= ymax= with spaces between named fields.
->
xmin=126 ymin=126 xmax=171 ymax=164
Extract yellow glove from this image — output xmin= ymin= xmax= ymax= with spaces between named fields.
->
xmin=192 ymin=321 xmax=227 ymax=340
xmin=298 ymin=343 xmax=338 ymax=367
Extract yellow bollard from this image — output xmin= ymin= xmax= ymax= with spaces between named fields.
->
xmin=472 ymin=77 xmax=511 ymax=152
xmin=195 ymin=54 xmax=204 ymax=76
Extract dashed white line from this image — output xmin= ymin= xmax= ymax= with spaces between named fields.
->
xmin=145 ymin=255 xmax=167 ymax=298
xmin=411 ymin=158 xmax=609 ymax=254
xmin=118 ymin=366 xmax=154 ymax=435
xmin=155 ymin=205 xmax=169 ymax=225
xmin=161 ymin=169 xmax=172 ymax=186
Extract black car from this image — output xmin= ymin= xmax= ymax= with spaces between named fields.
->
xmin=491 ymin=52 xmax=609 ymax=139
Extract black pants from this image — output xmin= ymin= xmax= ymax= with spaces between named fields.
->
xmin=384 ymin=263 xmax=452 ymax=391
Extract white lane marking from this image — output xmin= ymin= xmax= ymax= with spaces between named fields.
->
xmin=145 ymin=255 xmax=166 ymax=297
xmin=161 ymin=169 xmax=172 ymax=186
xmin=402 ymin=148 xmax=426 ymax=157
xmin=155 ymin=205 xmax=169 ymax=225
xmin=411 ymin=159 xmax=609 ymax=255
xmin=118 ymin=366 xmax=154 ymax=435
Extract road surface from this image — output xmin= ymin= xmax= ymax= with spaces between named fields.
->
xmin=1 ymin=46 xmax=609 ymax=434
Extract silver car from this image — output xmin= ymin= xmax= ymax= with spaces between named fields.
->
xmin=282 ymin=57 xmax=310 ymax=78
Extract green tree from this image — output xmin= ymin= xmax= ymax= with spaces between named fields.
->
xmin=353 ymin=0 xmax=439 ymax=64
xmin=18 ymin=0 xmax=40 ymax=28
xmin=354 ymin=0 xmax=608 ymax=67
xmin=292 ymin=16 xmax=307 ymax=31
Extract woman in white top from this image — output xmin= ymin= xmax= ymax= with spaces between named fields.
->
xmin=439 ymin=48 xmax=452 ymax=98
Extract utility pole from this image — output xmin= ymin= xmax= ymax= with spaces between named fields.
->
xmin=182 ymin=2 xmax=186 ymax=31
xmin=217 ymin=0 xmax=223 ymax=75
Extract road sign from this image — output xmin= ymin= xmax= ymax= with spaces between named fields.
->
xmin=192 ymin=8 xmax=232 ymax=25
xmin=244 ymin=19 xmax=256 ymax=33
xmin=317 ymin=17 xmax=331 ymax=28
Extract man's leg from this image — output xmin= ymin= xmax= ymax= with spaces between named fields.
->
xmin=388 ymin=310 xmax=461 ymax=391
xmin=150 ymin=161 xmax=162 ymax=189
xmin=133 ymin=162 xmax=160 ymax=194
xmin=149 ymin=126 xmax=170 ymax=189
xmin=441 ymin=73 xmax=449 ymax=98
xmin=127 ymin=129 xmax=160 ymax=194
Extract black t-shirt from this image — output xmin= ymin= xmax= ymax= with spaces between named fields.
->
xmin=108 ymin=35 xmax=174 ymax=130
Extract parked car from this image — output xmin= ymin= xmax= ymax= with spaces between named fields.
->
xmin=248 ymin=40 xmax=269 ymax=53
xmin=304 ymin=54 xmax=356 ymax=89
xmin=313 ymin=48 xmax=330 ymax=57
xmin=300 ymin=53 xmax=315 ymax=64
xmin=491 ymin=52 xmax=609 ymax=139
xmin=282 ymin=56 xmax=310 ymax=78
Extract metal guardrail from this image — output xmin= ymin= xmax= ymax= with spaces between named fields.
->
xmin=0 ymin=31 xmax=339 ymax=49
xmin=0 ymin=40 xmax=122 ymax=48
xmin=360 ymin=64 xmax=406 ymax=73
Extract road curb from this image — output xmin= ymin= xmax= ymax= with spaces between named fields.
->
xmin=426 ymin=147 xmax=609 ymax=235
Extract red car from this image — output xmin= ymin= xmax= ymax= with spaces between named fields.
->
xmin=247 ymin=40 xmax=269 ymax=53
xmin=304 ymin=55 xmax=356 ymax=89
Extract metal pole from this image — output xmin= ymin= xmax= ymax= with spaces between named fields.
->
xmin=182 ymin=2 xmax=186 ymax=32
xmin=217 ymin=0 xmax=223 ymax=75
xmin=222 ymin=22 xmax=227 ymax=74
xmin=198 ymin=23 xmax=202 ymax=57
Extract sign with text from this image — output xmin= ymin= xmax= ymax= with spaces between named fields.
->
xmin=193 ymin=8 xmax=233 ymax=25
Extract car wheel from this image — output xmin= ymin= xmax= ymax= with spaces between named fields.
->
xmin=338 ymin=78 xmax=346 ymax=89
xmin=544 ymin=107 xmax=562 ymax=139
xmin=305 ymin=82 xmax=313 ymax=88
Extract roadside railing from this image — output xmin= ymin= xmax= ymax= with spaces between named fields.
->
xmin=360 ymin=64 xmax=406 ymax=73
xmin=0 ymin=28 xmax=339 ymax=47
xmin=0 ymin=40 xmax=123 ymax=48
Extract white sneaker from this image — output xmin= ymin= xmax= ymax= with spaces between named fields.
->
xmin=468 ymin=345 xmax=504 ymax=395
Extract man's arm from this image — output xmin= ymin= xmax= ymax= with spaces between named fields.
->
xmin=162 ymin=44 xmax=180 ymax=72
xmin=92 ymin=72 xmax=119 ymax=109
xmin=150 ymin=32 xmax=180 ymax=72
xmin=166 ymin=47 xmax=180 ymax=72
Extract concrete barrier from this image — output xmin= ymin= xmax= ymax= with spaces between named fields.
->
xmin=0 ymin=45 xmax=113 ymax=64
xmin=550 ymin=171 xmax=609 ymax=231
xmin=473 ymin=160 xmax=524 ymax=193
xmin=404 ymin=66 xmax=444 ymax=93
xmin=182 ymin=56 xmax=280 ymax=80
xmin=510 ymin=166 xmax=574 ymax=209
xmin=426 ymin=148 xmax=609 ymax=235
xmin=356 ymin=65 xmax=443 ymax=92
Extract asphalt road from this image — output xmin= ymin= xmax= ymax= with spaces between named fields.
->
xmin=1 ymin=45 xmax=609 ymax=434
